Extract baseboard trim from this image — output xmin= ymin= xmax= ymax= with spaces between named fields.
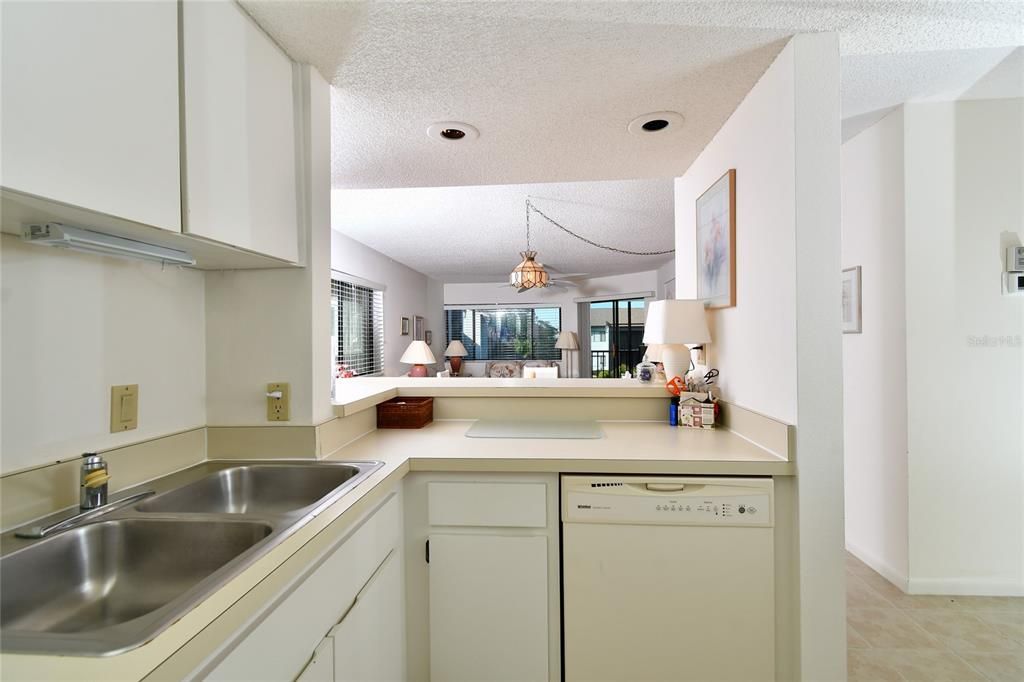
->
xmin=845 ymin=540 xmax=909 ymax=592
xmin=907 ymin=577 xmax=1024 ymax=597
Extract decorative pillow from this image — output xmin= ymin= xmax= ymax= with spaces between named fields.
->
xmin=485 ymin=361 xmax=521 ymax=378
xmin=523 ymin=360 xmax=555 ymax=368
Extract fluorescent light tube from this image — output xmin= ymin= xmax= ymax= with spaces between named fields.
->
xmin=22 ymin=223 xmax=195 ymax=266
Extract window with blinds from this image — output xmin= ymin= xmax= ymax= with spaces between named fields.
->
xmin=331 ymin=277 xmax=384 ymax=376
xmin=445 ymin=306 xmax=561 ymax=361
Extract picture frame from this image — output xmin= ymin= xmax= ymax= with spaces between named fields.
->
xmin=401 ymin=317 xmax=410 ymax=336
xmin=695 ymin=169 xmax=736 ymax=309
xmin=414 ymin=315 xmax=425 ymax=340
xmin=425 ymin=330 xmax=433 ymax=345
xmin=841 ymin=266 xmax=862 ymax=334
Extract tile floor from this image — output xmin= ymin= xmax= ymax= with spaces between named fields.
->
xmin=847 ymin=552 xmax=1024 ymax=681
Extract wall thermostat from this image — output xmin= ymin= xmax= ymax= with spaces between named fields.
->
xmin=1006 ymin=247 xmax=1024 ymax=296
xmin=1006 ymin=271 xmax=1024 ymax=295
xmin=1008 ymin=246 xmax=1024 ymax=272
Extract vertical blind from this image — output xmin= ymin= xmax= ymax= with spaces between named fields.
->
xmin=445 ymin=306 xmax=561 ymax=361
xmin=331 ymin=277 xmax=384 ymax=376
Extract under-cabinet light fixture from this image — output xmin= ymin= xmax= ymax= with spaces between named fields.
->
xmin=22 ymin=223 xmax=196 ymax=266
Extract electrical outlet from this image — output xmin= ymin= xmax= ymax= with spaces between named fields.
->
xmin=266 ymin=382 xmax=290 ymax=421
xmin=110 ymin=384 xmax=139 ymax=432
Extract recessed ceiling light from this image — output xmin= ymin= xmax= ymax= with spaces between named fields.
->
xmin=628 ymin=111 xmax=684 ymax=136
xmin=427 ymin=121 xmax=479 ymax=142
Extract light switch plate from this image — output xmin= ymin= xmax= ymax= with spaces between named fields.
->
xmin=110 ymin=384 xmax=139 ymax=432
xmin=267 ymin=382 xmax=290 ymax=421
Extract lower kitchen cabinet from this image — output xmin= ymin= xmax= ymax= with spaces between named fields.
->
xmin=428 ymin=533 xmax=550 ymax=681
xmin=330 ymin=547 xmax=406 ymax=682
xmin=404 ymin=472 xmax=561 ymax=682
xmin=206 ymin=492 xmax=404 ymax=682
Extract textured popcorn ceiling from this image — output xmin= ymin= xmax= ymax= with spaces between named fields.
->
xmin=241 ymin=0 xmax=1023 ymax=189
xmin=242 ymin=1 xmax=1021 ymax=280
xmin=331 ymin=178 xmax=675 ymax=281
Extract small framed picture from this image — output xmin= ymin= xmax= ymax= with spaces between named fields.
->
xmin=425 ymin=330 xmax=433 ymax=345
xmin=696 ymin=169 xmax=736 ymax=309
xmin=401 ymin=317 xmax=410 ymax=336
xmin=841 ymin=266 xmax=862 ymax=334
xmin=414 ymin=315 xmax=425 ymax=340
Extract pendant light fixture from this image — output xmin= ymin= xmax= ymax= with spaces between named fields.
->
xmin=508 ymin=199 xmax=675 ymax=292
xmin=509 ymin=250 xmax=550 ymax=291
xmin=509 ymin=199 xmax=551 ymax=291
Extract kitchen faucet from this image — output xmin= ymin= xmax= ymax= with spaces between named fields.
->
xmin=13 ymin=453 xmax=154 ymax=539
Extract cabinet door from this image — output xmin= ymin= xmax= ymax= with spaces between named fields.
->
xmin=0 ymin=1 xmax=181 ymax=231
xmin=428 ymin=534 xmax=549 ymax=682
xmin=181 ymin=1 xmax=299 ymax=262
xmin=331 ymin=549 xmax=406 ymax=682
xmin=296 ymin=637 xmax=335 ymax=682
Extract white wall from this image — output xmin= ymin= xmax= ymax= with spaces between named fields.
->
xmin=675 ymin=35 xmax=846 ymax=679
xmin=330 ymin=229 xmax=444 ymax=376
xmin=674 ymin=45 xmax=798 ymax=425
xmin=0 ymin=235 xmax=206 ymax=472
xmin=443 ymin=269 xmax=661 ymax=377
xmin=904 ymin=98 xmax=1024 ymax=595
xmin=841 ymin=109 xmax=910 ymax=586
xmin=206 ymin=66 xmax=334 ymax=427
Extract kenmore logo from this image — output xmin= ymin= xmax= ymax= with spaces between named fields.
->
xmin=577 ymin=504 xmax=592 ymax=509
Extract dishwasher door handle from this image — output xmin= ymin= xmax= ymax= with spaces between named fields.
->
xmin=645 ymin=483 xmax=686 ymax=492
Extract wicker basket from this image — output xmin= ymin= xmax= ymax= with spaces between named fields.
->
xmin=376 ymin=396 xmax=433 ymax=429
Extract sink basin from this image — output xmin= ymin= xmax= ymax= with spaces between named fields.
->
xmin=0 ymin=459 xmax=382 ymax=655
xmin=136 ymin=464 xmax=366 ymax=515
xmin=0 ymin=519 xmax=271 ymax=653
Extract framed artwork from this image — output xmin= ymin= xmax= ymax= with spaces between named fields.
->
xmin=401 ymin=317 xmax=410 ymax=335
xmin=425 ymin=330 xmax=433 ymax=345
xmin=841 ymin=266 xmax=862 ymax=334
xmin=695 ymin=169 xmax=736 ymax=309
xmin=414 ymin=315 xmax=425 ymax=340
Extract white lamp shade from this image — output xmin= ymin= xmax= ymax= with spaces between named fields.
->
xmin=554 ymin=330 xmax=579 ymax=350
xmin=642 ymin=300 xmax=711 ymax=345
xmin=400 ymin=340 xmax=436 ymax=365
xmin=444 ymin=340 xmax=468 ymax=356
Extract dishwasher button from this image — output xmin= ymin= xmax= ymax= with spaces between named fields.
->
xmin=748 ymin=506 xmax=757 ymax=514
xmin=738 ymin=505 xmax=746 ymax=514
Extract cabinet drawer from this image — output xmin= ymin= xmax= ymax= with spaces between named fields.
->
xmin=428 ymin=481 xmax=547 ymax=528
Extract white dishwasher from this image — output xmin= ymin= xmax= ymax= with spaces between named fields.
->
xmin=562 ymin=475 xmax=775 ymax=682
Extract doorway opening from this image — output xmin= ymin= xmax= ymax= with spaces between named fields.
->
xmin=589 ymin=298 xmax=647 ymax=378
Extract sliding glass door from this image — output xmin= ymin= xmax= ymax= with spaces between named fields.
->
xmin=589 ymin=298 xmax=647 ymax=378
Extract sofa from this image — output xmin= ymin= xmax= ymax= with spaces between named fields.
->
xmin=483 ymin=360 xmax=558 ymax=378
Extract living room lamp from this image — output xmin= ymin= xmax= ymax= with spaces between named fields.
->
xmin=554 ymin=331 xmax=579 ymax=378
xmin=400 ymin=340 xmax=436 ymax=377
xmin=444 ymin=340 xmax=468 ymax=376
xmin=642 ymin=300 xmax=711 ymax=384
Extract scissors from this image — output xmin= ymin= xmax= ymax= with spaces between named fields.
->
xmin=703 ymin=369 xmax=719 ymax=385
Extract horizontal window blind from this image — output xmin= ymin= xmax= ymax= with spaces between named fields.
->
xmin=445 ymin=306 xmax=561 ymax=361
xmin=332 ymin=278 xmax=383 ymax=376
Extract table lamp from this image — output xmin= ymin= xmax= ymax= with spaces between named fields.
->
xmin=554 ymin=331 xmax=579 ymax=378
xmin=401 ymin=340 xmax=436 ymax=377
xmin=444 ymin=340 xmax=468 ymax=376
xmin=642 ymin=300 xmax=711 ymax=383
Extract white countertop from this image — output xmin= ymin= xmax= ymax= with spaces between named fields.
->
xmin=0 ymin=418 xmax=788 ymax=679
xmin=332 ymin=377 xmax=671 ymax=416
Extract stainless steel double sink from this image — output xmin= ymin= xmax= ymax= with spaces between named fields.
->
xmin=0 ymin=460 xmax=383 ymax=656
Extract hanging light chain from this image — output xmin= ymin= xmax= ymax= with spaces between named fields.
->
xmin=525 ymin=199 xmax=675 ymax=257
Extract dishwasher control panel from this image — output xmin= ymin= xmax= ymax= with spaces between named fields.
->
xmin=562 ymin=476 xmax=773 ymax=527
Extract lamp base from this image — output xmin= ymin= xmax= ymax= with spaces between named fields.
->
xmin=409 ymin=364 xmax=428 ymax=377
xmin=449 ymin=356 xmax=463 ymax=377
xmin=660 ymin=345 xmax=692 ymax=384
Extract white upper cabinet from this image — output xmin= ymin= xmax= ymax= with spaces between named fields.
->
xmin=0 ymin=1 xmax=182 ymax=232
xmin=182 ymin=1 xmax=300 ymax=263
